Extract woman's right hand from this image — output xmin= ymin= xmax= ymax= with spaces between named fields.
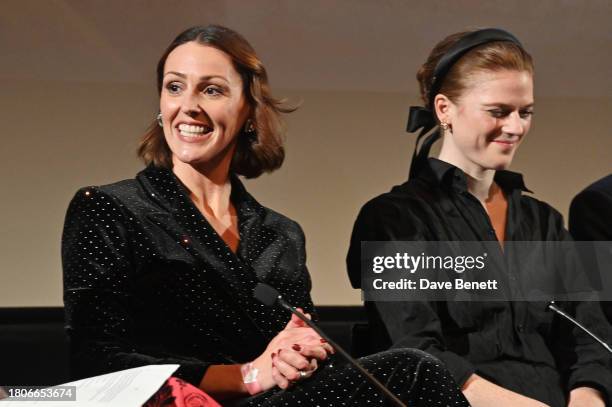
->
xmin=250 ymin=309 xmax=334 ymax=391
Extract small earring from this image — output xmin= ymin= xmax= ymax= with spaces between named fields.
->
xmin=244 ymin=119 xmax=258 ymax=145
xmin=440 ymin=121 xmax=452 ymax=134
xmin=245 ymin=119 xmax=256 ymax=134
xmin=156 ymin=113 xmax=163 ymax=127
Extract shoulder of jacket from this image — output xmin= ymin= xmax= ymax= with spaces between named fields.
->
xmin=360 ymin=180 xmax=425 ymax=214
xmin=69 ymin=178 xmax=141 ymax=211
xmin=97 ymin=178 xmax=141 ymax=199
xmin=261 ymin=206 xmax=304 ymax=237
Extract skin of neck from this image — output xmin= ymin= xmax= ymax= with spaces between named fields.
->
xmin=438 ymin=135 xmax=496 ymax=203
xmin=171 ymin=142 xmax=237 ymax=218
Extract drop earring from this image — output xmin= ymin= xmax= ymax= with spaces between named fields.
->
xmin=244 ymin=119 xmax=257 ymax=144
xmin=245 ymin=119 xmax=256 ymax=134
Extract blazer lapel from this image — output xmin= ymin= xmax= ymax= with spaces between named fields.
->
xmin=231 ymin=176 xmax=289 ymax=282
xmin=135 ymin=166 xmax=289 ymax=338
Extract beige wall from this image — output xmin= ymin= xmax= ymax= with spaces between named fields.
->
xmin=1 ymin=80 xmax=611 ymax=306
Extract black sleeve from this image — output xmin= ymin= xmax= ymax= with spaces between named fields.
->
xmin=373 ymin=301 xmax=476 ymax=386
xmin=347 ymin=199 xmax=428 ymax=289
xmin=554 ymin=299 xmax=612 ymax=403
xmin=346 ymin=200 xmax=476 ymax=386
xmin=548 ymin=207 xmax=612 ymax=403
xmin=292 ymin=221 xmax=317 ymax=320
xmin=569 ymin=188 xmax=612 ymax=241
xmin=62 ymin=187 xmax=209 ymax=385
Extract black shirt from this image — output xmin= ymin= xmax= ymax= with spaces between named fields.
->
xmin=347 ymin=158 xmax=612 ymax=407
xmin=569 ymin=174 xmax=612 ymax=325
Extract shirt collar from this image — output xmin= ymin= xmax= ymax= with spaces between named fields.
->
xmin=426 ymin=158 xmax=532 ymax=193
xmin=138 ymin=165 xmax=265 ymax=217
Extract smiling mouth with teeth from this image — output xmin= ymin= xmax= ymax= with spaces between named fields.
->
xmin=177 ymin=123 xmax=213 ymax=138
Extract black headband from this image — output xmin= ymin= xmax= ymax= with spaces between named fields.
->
xmin=407 ymin=28 xmax=524 ymax=179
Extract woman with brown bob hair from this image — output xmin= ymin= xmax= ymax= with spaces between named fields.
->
xmin=138 ymin=25 xmax=289 ymax=178
xmin=348 ymin=28 xmax=612 ymax=407
xmin=62 ymin=25 xmax=469 ymax=406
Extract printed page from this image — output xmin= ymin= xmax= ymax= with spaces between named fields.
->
xmin=0 ymin=364 xmax=178 ymax=406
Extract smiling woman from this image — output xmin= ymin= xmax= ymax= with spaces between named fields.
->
xmin=347 ymin=28 xmax=612 ymax=407
xmin=138 ymin=25 xmax=290 ymax=178
xmin=160 ymin=43 xmax=250 ymax=169
xmin=436 ymin=69 xmax=533 ymax=173
xmin=62 ymin=25 xmax=469 ymax=406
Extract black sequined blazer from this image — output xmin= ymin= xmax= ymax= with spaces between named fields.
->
xmin=62 ymin=166 xmax=315 ymax=386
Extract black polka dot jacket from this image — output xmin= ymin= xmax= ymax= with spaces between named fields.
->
xmin=62 ymin=165 xmax=315 ymax=386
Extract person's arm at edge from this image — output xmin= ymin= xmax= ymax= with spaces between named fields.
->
xmin=462 ymin=374 xmax=550 ymax=407
xmin=199 ymin=365 xmax=248 ymax=400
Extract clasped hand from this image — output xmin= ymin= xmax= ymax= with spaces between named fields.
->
xmin=252 ymin=309 xmax=335 ymax=391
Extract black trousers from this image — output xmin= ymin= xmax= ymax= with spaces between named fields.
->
xmin=234 ymin=348 xmax=470 ymax=407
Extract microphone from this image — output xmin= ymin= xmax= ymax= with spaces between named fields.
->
xmin=253 ymin=283 xmax=406 ymax=407
xmin=546 ymin=301 xmax=612 ymax=354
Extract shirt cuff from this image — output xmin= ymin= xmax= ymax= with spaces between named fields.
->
xmin=174 ymin=363 xmax=210 ymax=387
xmin=434 ymin=350 xmax=476 ymax=388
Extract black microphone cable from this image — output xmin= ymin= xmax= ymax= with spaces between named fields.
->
xmin=253 ymin=283 xmax=406 ymax=407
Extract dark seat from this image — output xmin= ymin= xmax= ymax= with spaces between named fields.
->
xmin=0 ymin=308 xmax=70 ymax=386
xmin=0 ymin=306 xmax=376 ymax=386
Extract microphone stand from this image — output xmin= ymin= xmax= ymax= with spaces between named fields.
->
xmin=275 ymin=296 xmax=406 ymax=407
xmin=547 ymin=301 xmax=612 ymax=354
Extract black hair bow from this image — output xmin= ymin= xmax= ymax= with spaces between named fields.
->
xmin=407 ymin=106 xmax=441 ymax=179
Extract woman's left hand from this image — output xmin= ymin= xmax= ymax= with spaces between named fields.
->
xmin=271 ymin=309 xmax=333 ymax=389
xmin=567 ymin=387 xmax=605 ymax=407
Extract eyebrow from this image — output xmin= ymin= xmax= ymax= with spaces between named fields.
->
xmin=163 ymin=71 xmax=228 ymax=82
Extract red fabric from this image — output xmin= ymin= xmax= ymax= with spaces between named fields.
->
xmin=143 ymin=377 xmax=222 ymax=407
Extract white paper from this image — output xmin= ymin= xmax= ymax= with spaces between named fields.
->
xmin=0 ymin=364 xmax=179 ymax=407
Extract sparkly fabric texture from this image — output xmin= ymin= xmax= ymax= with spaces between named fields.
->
xmin=233 ymin=349 xmax=469 ymax=406
xmin=62 ymin=166 xmax=469 ymax=406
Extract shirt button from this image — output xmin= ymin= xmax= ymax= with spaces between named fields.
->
xmin=517 ymin=324 xmax=524 ymax=333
